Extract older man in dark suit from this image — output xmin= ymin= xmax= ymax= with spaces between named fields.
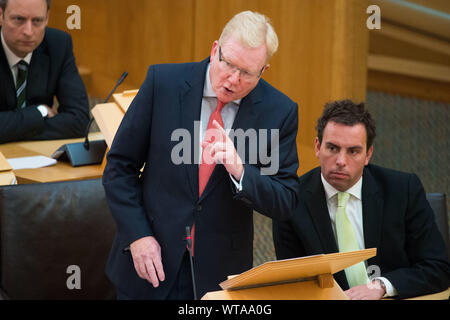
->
xmin=0 ymin=0 xmax=89 ymax=143
xmin=103 ymin=11 xmax=299 ymax=300
xmin=273 ymin=100 xmax=450 ymax=299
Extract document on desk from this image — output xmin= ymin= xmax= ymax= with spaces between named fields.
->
xmin=7 ymin=156 xmax=57 ymax=170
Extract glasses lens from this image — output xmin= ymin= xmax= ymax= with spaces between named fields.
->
xmin=219 ymin=47 xmax=260 ymax=81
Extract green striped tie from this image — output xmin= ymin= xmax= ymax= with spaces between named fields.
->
xmin=336 ymin=192 xmax=369 ymax=288
xmin=16 ymin=60 xmax=29 ymax=109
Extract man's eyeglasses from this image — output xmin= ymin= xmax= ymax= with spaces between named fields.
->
xmin=219 ymin=46 xmax=265 ymax=82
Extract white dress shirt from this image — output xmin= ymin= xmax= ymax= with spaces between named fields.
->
xmin=321 ymin=174 xmax=397 ymax=297
xmin=200 ymin=64 xmax=244 ymax=190
xmin=1 ymin=30 xmax=33 ymax=86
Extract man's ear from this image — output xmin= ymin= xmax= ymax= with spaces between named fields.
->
xmin=365 ymin=145 xmax=374 ymax=165
xmin=210 ymin=40 xmax=219 ymax=63
xmin=314 ymin=137 xmax=321 ymax=158
xmin=261 ymin=64 xmax=270 ymax=75
xmin=45 ymin=11 xmax=50 ymax=26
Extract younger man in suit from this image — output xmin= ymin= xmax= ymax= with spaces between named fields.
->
xmin=0 ymin=0 xmax=89 ymax=143
xmin=273 ymin=100 xmax=450 ymax=299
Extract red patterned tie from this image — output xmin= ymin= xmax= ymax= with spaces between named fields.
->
xmin=199 ymin=100 xmax=226 ymax=195
xmin=190 ymin=100 xmax=226 ymax=256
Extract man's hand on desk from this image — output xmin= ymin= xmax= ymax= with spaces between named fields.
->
xmin=130 ymin=236 xmax=166 ymax=288
xmin=344 ymin=280 xmax=386 ymax=300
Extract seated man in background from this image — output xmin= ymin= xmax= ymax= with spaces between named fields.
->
xmin=273 ymin=100 xmax=450 ymax=299
xmin=0 ymin=0 xmax=89 ymax=143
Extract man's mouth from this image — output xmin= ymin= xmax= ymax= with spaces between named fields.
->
xmin=224 ymin=87 xmax=233 ymax=94
xmin=19 ymin=41 xmax=34 ymax=46
xmin=330 ymin=171 xmax=348 ymax=178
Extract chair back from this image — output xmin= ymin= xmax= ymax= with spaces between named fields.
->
xmin=0 ymin=179 xmax=115 ymax=299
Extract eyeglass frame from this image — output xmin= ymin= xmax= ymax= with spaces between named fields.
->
xmin=218 ymin=46 xmax=265 ymax=81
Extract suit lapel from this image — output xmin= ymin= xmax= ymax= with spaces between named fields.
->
xmin=179 ymin=58 xmax=209 ymax=200
xmin=27 ymin=42 xmax=49 ymax=104
xmin=306 ymin=169 xmax=339 ymax=254
xmin=230 ymin=83 xmax=259 ymax=131
xmin=362 ymin=166 xmax=384 ymax=267
xmin=0 ymin=35 xmax=18 ymax=110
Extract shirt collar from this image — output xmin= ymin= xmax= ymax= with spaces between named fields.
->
xmin=321 ymin=173 xmax=363 ymax=201
xmin=1 ymin=30 xmax=33 ymax=69
xmin=203 ymin=63 xmax=242 ymax=105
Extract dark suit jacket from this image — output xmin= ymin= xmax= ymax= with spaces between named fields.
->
xmin=0 ymin=27 xmax=89 ymax=143
xmin=102 ymin=58 xmax=299 ymax=299
xmin=273 ymin=164 xmax=450 ymax=298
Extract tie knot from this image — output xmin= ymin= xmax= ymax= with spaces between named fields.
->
xmin=17 ymin=60 xmax=29 ymax=71
xmin=215 ymin=99 xmax=226 ymax=112
xmin=337 ymin=192 xmax=350 ymax=208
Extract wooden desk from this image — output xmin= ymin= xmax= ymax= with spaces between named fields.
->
xmin=384 ymin=287 xmax=450 ymax=300
xmin=0 ymin=132 xmax=105 ymax=184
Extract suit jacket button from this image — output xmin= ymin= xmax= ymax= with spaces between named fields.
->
xmin=196 ymin=205 xmax=202 ymax=211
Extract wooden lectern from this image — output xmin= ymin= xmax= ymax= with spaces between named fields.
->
xmin=91 ymin=89 xmax=138 ymax=170
xmin=91 ymin=89 xmax=137 ymax=148
xmin=201 ymin=248 xmax=376 ymax=300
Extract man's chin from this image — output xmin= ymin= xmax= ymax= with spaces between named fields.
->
xmin=217 ymin=90 xmax=235 ymax=103
xmin=327 ymin=177 xmax=350 ymax=192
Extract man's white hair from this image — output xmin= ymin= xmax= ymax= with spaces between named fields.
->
xmin=219 ymin=11 xmax=279 ymax=63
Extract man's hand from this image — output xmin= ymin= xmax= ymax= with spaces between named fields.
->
xmin=130 ymin=236 xmax=165 ymax=288
xmin=44 ymin=104 xmax=58 ymax=118
xmin=344 ymin=280 xmax=386 ymax=300
xmin=201 ymin=120 xmax=244 ymax=181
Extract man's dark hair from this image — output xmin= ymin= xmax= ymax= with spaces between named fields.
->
xmin=316 ymin=99 xmax=376 ymax=150
xmin=0 ymin=0 xmax=51 ymax=11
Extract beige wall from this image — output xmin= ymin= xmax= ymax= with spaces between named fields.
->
xmin=48 ymin=0 xmax=369 ymax=174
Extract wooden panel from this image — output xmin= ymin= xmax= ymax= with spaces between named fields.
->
xmin=408 ymin=0 xmax=450 ymax=13
xmin=91 ymin=103 xmax=125 ymax=148
xmin=48 ymin=0 xmax=195 ymax=98
xmin=371 ymin=0 xmax=450 ymax=40
xmin=0 ymin=171 xmax=16 ymax=186
xmin=370 ymin=22 xmax=450 ymax=60
xmin=368 ymin=54 xmax=450 ymax=82
xmin=202 ymin=279 xmax=348 ymax=300
xmin=202 ymin=249 xmax=376 ymax=300
xmin=0 ymin=151 xmax=12 ymax=171
xmin=367 ymin=5 xmax=450 ymax=102
xmin=219 ymin=248 xmax=376 ymax=291
xmin=367 ymin=70 xmax=450 ymax=103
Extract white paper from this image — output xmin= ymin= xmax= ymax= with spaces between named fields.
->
xmin=7 ymin=156 xmax=57 ymax=170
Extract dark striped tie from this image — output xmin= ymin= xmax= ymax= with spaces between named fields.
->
xmin=16 ymin=60 xmax=29 ymax=109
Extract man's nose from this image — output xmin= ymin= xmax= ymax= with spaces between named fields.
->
xmin=336 ymin=151 xmax=347 ymax=167
xmin=228 ymin=68 xmax=241 ymax=84
xmin=23 ymin=20 xmax=34 ymax=36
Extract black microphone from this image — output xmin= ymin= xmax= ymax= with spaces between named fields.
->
xmin=51 ymin=71 xmax=128 ymax=167
xmin=185 ymin=226 xmax=198 ymax=300
xmin=84 ymin=71 xmax=128 ymax=150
